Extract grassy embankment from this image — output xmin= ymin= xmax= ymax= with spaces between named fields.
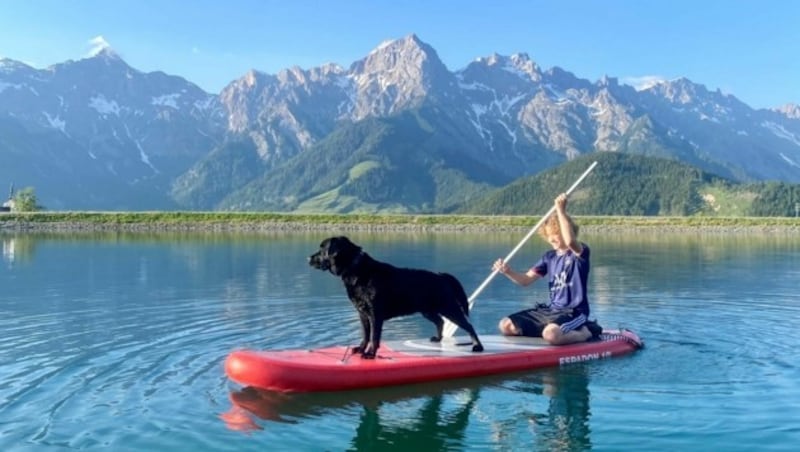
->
xmin=1 ymin=211 xmax=798 ymax=232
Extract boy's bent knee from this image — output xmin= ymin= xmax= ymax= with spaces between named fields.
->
xmin=542 ymin=324 xmax=561 ymax=344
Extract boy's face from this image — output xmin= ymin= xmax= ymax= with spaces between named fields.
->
xmin=544 ymin=226 xmax=565 ymax=250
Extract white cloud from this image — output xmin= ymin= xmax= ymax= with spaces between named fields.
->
xmin=621 ymin=75 xmax=666 ymax=91
xmin=86 ymin=35 xmax=111 ymax=57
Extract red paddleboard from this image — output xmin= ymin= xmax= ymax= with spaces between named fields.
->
xmin=225 ymin=330 xmax=643 ymax=393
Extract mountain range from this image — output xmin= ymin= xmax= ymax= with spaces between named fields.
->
xmin=1 ymin=34 xmax=799 ymax=212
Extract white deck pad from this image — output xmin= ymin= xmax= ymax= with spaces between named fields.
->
xmin=383 ymin=334 xmax=572 ymax=357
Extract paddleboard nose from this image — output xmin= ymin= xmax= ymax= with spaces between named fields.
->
xmin=225 ymin=350 xmax=251 ymax=382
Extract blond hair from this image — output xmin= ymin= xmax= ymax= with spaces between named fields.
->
xmin=537 ymin=213 xmax=579 ymax=240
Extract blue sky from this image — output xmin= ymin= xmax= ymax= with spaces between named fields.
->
xmin=0 ymin=0 xmax=797 ymax=109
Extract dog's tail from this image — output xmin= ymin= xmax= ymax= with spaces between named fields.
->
xmin=443 ymin=273 xmax=470 ymax=316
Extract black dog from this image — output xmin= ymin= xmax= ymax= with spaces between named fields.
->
xmin=308 ymin=236 xmax=484 ymax=359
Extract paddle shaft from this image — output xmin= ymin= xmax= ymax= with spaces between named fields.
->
xmin=442 ymin=161 xmax=598 ymax=338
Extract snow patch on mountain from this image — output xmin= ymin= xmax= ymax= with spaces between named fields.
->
xmin=699 ymin=113 xmax=721 ymax=123
xmin=774 ymin=103 xmax=800 ymax=119
xmin=470 ymin=103 xmax=487 ymax=122
xmin=152 ymin=93 xmax=180 ymax=109
xmin=779 ymin=153 xmax=800 ymax=168
xmin=457 ymin=80 xmax=493 ymax=92
xmin=544 ymin=84 xmax=567 ymax=102
xmin=125 ymin=123 xmax=158 ymax=173
xmin=501 ymin=62 xmax=528 ymax=79
xmin=334 ymin=74 xmax=351 ymax=89
xmin=0 ymin=58 xmax=33 ymax=73
xmin=497 ymin=119 xmax=517 ymax=144
xmin=89 ymin=95 xmax=121 ymax=116
xmin=43 ymin=112 xmax=67 ymax=134
xmin=87 ymin=36 xmax=112 ymax=58
xmin=0 ymin=81 xmax=22 ymax=93
xmin=763 ymin=121 xmax=800 ymax=147
xmin=622 ymin=75 xmax=666 ymax=91
xmin=468 ymin=103 xmax=494 ymax=151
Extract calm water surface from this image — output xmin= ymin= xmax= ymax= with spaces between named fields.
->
xmin=1 ymin=230 xmax=798 ymax=451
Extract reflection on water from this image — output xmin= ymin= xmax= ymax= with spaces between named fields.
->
xmin=2 ymin=235 xmax=39 ymax=267
xmin=531 ymin=366 xmax=591 ymax=452
xmin=224 ymin=383 xmax=480 ymax=450
xmin=1 ymin=231 xmax=799 ymax=450
xmin=223 ymin=365 xmax=592 ymax=452
xmin=2 ymin=236 xmax=13 ymax=265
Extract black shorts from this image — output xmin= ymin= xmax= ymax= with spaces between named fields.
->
xmin=507 ymin=304 xmax=585 ymax=337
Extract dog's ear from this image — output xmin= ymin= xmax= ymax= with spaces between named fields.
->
xmin=342 ymin=236 xmax=362 ymax=254
xmin=328 ymin=236 xmax=362 ymax=259
xmin=328 ymin=235 xmax=358 ymax=254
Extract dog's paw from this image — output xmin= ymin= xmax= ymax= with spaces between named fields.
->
xmin=472 ymin=344 xmax=484 ymax=352
xmin=356 ymin=342 xmax=377 ymax=358
xmin=429 ymin=336 xmax=442 ymax=343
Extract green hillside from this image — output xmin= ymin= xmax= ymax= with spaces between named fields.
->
xmin=172 ymin=114 xmax=800 ymax=217
xmin=459 ymin=152 xmax=800 ymax=217
xmin=219 ymin=109 xmax=507 ymax=213
xmin=170 ymin=137 xmax=267 ymax=209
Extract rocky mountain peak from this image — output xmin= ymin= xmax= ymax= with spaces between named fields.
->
xmin=347 ymin=34 xmax=454 ymax=118
xmin=239 ymin=69 xmax=266 ymax=89
xmin=310 ymin=63 xmax=346 ymax=80
xmin=774 ymin=103 xmax=800 ymax=119
xmin=598 ymin=75 xmax=619 ymax=87
xmin=478 ymin=52 xmax=542 ymax=83
xmin=479 ymin=53 xmax=503 ymax=66
xmin=52 ymin=45 xmax=132 ymax=78
xmin=509 ymin=52 xmax=539 ymax=72
xmin=543 ymin=66 xmax=590 ymax=90
xmin=458 ymin=52 xmax=544 ymax=99
xmin=355 ymin=33 xmax=447 ymax=75
xmin=4 ymin=33 xmax=800 ymax=212
xmin=0 ymin=57 xmax=34 ymax=74
xmin=648 ymin=77 xmax=708 ymax=105
xmin=89 ymin=46 xmax=122 ymax=62
xmin=277 ymin=66 xmax=308 ymax=84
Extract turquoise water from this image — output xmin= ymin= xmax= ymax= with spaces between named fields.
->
xmin=1 ymin=231 xmax=798 ymax=451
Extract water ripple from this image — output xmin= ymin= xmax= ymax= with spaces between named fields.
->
xmin=2 ymin=232 xmax=799 ymax=450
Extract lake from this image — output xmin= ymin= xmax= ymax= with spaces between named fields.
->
xmin=1 ymin=230 xmax=798 ymax=451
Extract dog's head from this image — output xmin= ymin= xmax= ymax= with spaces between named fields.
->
xmin=308 ymin=236 xmax=363 ymax=276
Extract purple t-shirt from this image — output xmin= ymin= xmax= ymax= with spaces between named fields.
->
xmin=531 ymin=243 xmax=591 ymax=317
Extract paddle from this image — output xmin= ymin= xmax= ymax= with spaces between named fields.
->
xmin=442 ymin=161 xmax=598 ymax=338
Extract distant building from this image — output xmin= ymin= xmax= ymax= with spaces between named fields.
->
xmin=1 ymin=183 xmax=14 ymax=212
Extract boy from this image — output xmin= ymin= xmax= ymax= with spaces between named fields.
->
xmin=493 ymin=193 xmax=602 ymax=345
